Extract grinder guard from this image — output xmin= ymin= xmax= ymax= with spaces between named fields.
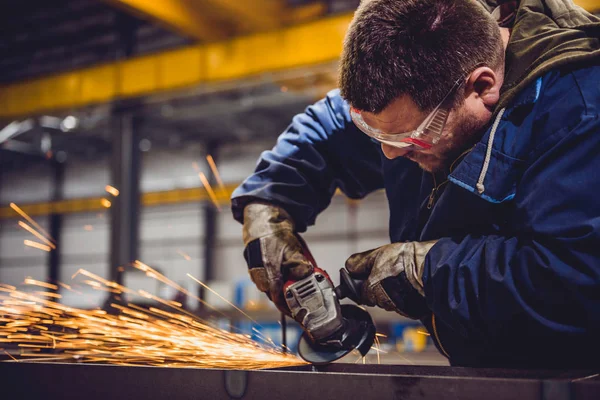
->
xmin=284 ymin=268 xmax=376 ymax=365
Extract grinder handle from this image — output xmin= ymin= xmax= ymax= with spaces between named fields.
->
xmin=282 ymin=234 xmax=334 ymax=292
xmin=335 ymin=268 xmax=365 ymax=305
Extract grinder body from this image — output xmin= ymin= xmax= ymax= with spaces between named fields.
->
xmin=284 ymin=267 xmax=345 ymax=344
xmin=283 ymin=246 xmax=376 ymax=365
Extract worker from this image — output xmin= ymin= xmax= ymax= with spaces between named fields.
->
xmin=231 ymin=0 xmax=600 ymax=368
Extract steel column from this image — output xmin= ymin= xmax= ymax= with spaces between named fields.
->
xmin=109 ymin=111 xmax=141 ymax=287
xmin=200 ymin=141 xmax=219 ymax=305
xmin=108 ymin=13 xmax=141 ymax=300
xmin=48 ymin=160 xmax=65 ymax=292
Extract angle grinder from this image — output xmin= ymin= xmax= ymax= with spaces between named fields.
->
xmin=283 ymin=248 xmax=375 ymax=365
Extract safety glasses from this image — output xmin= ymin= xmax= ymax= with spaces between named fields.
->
xmin=350 ymin=78 xmax=464 ymax=150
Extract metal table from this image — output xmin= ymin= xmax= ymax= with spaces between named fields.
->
xmin=0 ymin=360 xmax=598 ymax=399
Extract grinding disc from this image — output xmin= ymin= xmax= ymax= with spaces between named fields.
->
xmin=297 ymin=304 xmax=376 ymax=365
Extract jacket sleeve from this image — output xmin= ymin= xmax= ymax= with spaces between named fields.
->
xmin=423 ymin=113 xmax=600 ymax=343
xmin=231 ymin=89 xmax=384 ymax=232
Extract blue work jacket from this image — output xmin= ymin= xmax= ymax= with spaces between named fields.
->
xmin=232 ymin=65 xmax=600 ymax=368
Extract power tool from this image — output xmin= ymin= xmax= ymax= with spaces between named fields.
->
xmin=283 ymin=248 xmax=376 ymax=365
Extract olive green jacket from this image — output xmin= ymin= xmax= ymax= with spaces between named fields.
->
xmin=478 ymin=0 xmax=600 ymax=111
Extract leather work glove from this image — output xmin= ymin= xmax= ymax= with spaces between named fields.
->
xmin=345 ymin=241 xmax=438 ymax=320
xmin=242 ymin=202 xmax=313 ymax=315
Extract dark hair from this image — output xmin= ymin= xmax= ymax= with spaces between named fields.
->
xmin=339 ymin=0 xmax=504 ymax=113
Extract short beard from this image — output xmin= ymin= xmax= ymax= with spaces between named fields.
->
xmin=411 ymin=108 xmax=488 ymax=173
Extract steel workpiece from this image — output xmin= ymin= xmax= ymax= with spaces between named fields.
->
xmin=0 ymin=359 xmax=598 ymax=400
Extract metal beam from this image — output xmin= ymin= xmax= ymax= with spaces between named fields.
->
xmin=48 ymin=161 xmax=65 ymax=293
xmin=201 ymin=0 xmax=285 ymax=32
xmin=0 ymin=361 xmax=598 ymax=400
xmin=0 ymin=184 xmax=238 ymax=219
xmin=109 ymin=111 xmax=141 ymax=289
xmin=200 ymin=142 xmax=219 ymax=307
xmin=576 ymin=0 xmax=600 ymax=13
xmin=0 ymin=13 xmax=351 ymax=118
xmin=101 ymin=0 xmax=326 ymax=41
xmin=101 ymin=0 xmax=230 ymax=42
xmin=0 ymin=184 xmax=341 ymax=219
xmin=108 ymin=17 xmax=142 ymax=293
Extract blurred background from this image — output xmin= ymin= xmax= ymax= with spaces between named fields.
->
xmin=0 ymin=0 xmax=598 ymax=365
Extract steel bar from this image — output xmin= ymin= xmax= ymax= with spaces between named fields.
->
xmin=0 ymin=360 xmax=598 ymax=400
xmin=48 ymin=160 xmax=65 ymax=292
xmin=108 ymin=15 xmax=140 ymax=293
xmin=200 ymin=141 xmax=219 ymax=306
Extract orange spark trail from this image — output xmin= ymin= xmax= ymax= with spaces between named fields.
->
xmin=186 ymin=273 xmax=260 ymax=325
xmin=18 ymin=221 xmax=56 ymax=250
xmin=206 ymin=155 xmax=225 ymax=191
xmin=105 ymin=185 xmax=120 ymax=197
xmin=24 ymin=278 xmax=58 ymax=291
xmin=198 ymin=172 xmax=221 ymax=211
xmin=177 ymin=250 xmax=191 ymax=261
xmin=10 ymin=203 xmax=55 ymax=244
xmin=0 ymin=266 xmax=305 ymax=369
xmin=23 ymin=240 xmax=51 ymax=252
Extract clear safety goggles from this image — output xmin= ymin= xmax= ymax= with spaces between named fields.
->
xmin=350 ymin=78 xmax=464 ymax=150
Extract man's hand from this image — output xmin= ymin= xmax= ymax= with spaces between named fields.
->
xmin=345 ymin=241 xmax=437 ymax=319
xmin=242 ymin=202 xmax=313 ymax=315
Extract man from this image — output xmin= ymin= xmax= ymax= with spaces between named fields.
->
xmin=231 ymin=0 xmax=600 ymax=368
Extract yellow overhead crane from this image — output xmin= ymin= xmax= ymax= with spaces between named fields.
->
xmin=0 ymin=0 xmax=598 ymax=119
xmin=102 ymin=0 xmax=325 ymax=40
xmin=0 ymin=13 xmax=348 ymax=118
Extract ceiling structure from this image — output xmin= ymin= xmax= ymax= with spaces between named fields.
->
xmin=0 ymin=0 xmax=360 ymax=169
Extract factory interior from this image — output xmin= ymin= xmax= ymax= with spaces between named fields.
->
xmin=0 ymin=0 xmax=599 ymax=398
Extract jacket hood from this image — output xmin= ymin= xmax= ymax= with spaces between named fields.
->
xmin=478 ymin=0 xmax=600 ymax=111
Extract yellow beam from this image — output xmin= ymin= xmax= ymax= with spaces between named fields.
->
xmin=576 ymin=0 xmax=600 ymax=12
xmin=0 ymin=13 xmax=351 ymax=118
xmin=102 ymin=0 xmax=230 ymax=42
xmin=201 ymin=0 xmax=285 ymax=32
xmin=0 ymin=184 xmax=238 ymax=219
xmin=0 ymin=185 xmax=349 ymax=219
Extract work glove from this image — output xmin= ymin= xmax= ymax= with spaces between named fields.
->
xmin=345 ymin=241 xmax=438 ymax=320
xmin=242 ymin=202 xmax=313 ymax=315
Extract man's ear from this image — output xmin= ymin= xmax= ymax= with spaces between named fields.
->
xmin=465 ymin=66 xmax=502 ymax=108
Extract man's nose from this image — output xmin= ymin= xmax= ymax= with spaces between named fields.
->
xmin=381 ymin=143 xmax=411 ymax=159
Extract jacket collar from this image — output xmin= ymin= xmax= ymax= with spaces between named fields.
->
xmin=448 ymin=76 xmax=542 ymax=203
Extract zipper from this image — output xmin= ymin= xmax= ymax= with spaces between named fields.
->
xmin=427 ymin=174 xmax=448 ymax=210
xmin=426 ymin=147 xmax=473 ymax=210
xmin=427 ymin=185 xmax=437 ymax=210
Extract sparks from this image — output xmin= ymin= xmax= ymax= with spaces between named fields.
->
xmin=176 ymin=250 xmax=191 ymax=261
xmin=105 ymin=185 xmax=120 ymax=197
xmin=23 ymin=240 xmax=51 ymax=252
xmin=24 ymin=278 xmax=58 ymax=291
xmin=10 ymin=203 xmax=55 ymax=244
xmin=198 ymin=172 xmax=221 ymax=211
xmin=206 ymin=155 xmax=225 ymax=192
xmin=100 ymin=199 xmax=112 ymax=208
xmin=187 ymin=273 xmax=260 ymax=325
xmin=18 ymin=222 xmax=56 ymax=250
xmin=0 ymin=266 xmax=305 ymax=370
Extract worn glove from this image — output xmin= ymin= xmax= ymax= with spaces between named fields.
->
xmin=242 ymin=202 xmax=313 ymax=315
xmin=345 ymin=241 xmax=438 ymax=319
